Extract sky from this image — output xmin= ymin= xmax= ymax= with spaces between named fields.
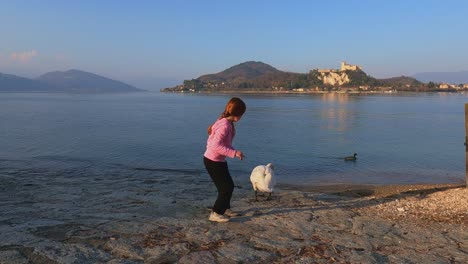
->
xmin=1 ymin=0 xmax=468 ymax=90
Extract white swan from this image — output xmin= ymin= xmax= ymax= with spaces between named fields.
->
xmin=250 ymin=163 xmax=275 ymax=201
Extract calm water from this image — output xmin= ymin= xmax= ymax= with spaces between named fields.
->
xmin=0 ymin=92 xmax=466 ymax=186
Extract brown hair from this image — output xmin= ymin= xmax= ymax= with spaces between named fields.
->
xmin=208 ymin=97 xmax=246 ymax=135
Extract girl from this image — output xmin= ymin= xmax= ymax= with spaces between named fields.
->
xmin=204 ymin=97 xmax=246 ymax=223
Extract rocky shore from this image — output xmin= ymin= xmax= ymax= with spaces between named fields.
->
xmin=0 ymin=165 xmax=467 ymax=263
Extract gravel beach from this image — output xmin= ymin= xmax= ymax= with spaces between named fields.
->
xmin=0 ymin=164 xmax=467 ymax=263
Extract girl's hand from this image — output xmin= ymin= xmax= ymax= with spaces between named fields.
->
xmin=235 ymin=151 xmax=245 ymax=160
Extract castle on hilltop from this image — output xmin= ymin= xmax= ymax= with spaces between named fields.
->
xmin=316 ymin=61 xmax=362 ymax=86
xmin=340 ymin=61 xmax=362 ymax=71
xmin=318 ymin=61 xmax=362 ymax=73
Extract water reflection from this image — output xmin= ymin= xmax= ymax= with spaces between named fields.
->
xmin=320 ymin=93 xmax=352 ymax=103
xmin=319 ymin=93 xmax=355 ymax=132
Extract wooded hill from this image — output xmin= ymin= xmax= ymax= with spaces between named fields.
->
xmin=161 ymin=61 xmax=443 ymax=92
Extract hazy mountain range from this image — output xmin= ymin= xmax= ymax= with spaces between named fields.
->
xmin=412 ymin=71 xmax=468 ymax=84
xmin=2 ymin=65 xmax=466 ymax=93
xmin=0 ymin=69 xmax=145 ymax=93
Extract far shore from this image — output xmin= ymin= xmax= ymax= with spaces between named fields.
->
xmin=161 ymin=89 xmax=466 ymax=95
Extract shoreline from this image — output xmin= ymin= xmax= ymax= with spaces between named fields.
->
xmin=278 ymin=182 xmax=466 ymax=198
xmin=1 ymin=166 xmax=466 ymax=263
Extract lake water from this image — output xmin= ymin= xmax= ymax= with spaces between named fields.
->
xmin=0 ymin=92 xmax=466 ymax=186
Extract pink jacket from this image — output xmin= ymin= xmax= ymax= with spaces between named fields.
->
xmin=204 ymin=118 xmax=237 ymax=162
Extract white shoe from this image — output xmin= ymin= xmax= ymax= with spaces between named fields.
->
xmin=209 ymin=212 xmax=230 ymax=223
xmin=225 ymin=209 xmax=239 ymax=217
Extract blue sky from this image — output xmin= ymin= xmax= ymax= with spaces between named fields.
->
xmin=1 ymin=0 xmax=467 ymax=90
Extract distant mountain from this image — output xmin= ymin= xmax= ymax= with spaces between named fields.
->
xmin=412 ymin=71 xmax=468 ymax=84
xmin=36 ymin=69 xmax=144 ymax=93
xmin=0 ymin=72 xmax=56 ymax=92
xmin=0 ymin=69 xmax=144 ymax=93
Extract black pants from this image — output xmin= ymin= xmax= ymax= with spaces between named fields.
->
xmin=204 ymin=157 xmax=234 ymax=215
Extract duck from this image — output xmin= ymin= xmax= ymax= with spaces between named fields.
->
xmin=250 ymin=163 xmax=275 ymax=201
xmin=344 ymin=153 xmax=357 ymax=161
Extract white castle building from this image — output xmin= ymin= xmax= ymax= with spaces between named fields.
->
xmin=340 ymin=61 xmax=362 ymax=71
xmin=316 ymin=61 xmax=362 ymax=86
xmin=317 ymin=61 xmax=362 ymax=74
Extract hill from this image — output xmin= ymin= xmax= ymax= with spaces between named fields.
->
xmin=162 ymin=61 xmax=432 ymax=93
xmin=197 ymin=61 xmax=282 ymax=83
xmin=412 ymin=71 xmax=468 ymax=84
xmin=163 ymin=61 xmax=313 ymax=92
xmin=378 ymin=76 xmax=423 ymax=86
xmin=36 ymin=69 xmax=144 ymax=93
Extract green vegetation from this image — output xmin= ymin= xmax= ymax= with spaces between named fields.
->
xmin=345 ymin=69 xmax=380 ymax=87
